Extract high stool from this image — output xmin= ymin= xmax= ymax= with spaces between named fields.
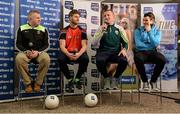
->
xmin=130 ymin=63 xmax=141 ymax=105
xmin=98 ymin=62 xmax=123 ymax=105
xmin=60 ymin=61 xmax=86 ymax=106
xmin=98 ymin=63 xmax=141 ymax=105
xmin=138 ymin=63 xmax=163 ymax=104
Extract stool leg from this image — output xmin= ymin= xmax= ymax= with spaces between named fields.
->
xmin=61 ymin=72 xmax=64 ymax=106
xmin=131 ymin=65 xmax=134 ymax=104
xmin=82 ymin=73 xmax=86 ymax=105
xmin=138 ymin=75 xmax=141 ymax=105
xmin=83 ymin=73 xmax=86 ymax=97
xmin=160 ymin=76 xmax=162 ymax=104
xmin=18 ymin=77 xmax=23 ymax=109
xmin=43 ymin=77 xmax=47 ymax=109
xmin=99 ymin=73 xmax=102 ymax=105
xmin=156 ymin=82 xmax=159 ymax=103
xmin=119 ymin=76 xmax=122 ymax=104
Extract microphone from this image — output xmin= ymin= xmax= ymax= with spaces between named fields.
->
xmin=102 ymin=19 xmax=108 ymax=31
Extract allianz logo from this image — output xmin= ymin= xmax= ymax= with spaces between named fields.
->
xmin=122 ymin=77 xmax=135 ymax=83
xmin=0 ymin=91 xmax=13 ymax=95
xmin=0 ymin=63 xmax=8 ymax=67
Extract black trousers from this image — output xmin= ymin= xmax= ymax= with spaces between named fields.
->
xmin=96 ymin=51 xmax=128 ymax=78
xmin=134 ymin=51 xmax=166 ymax=83
xmin=58 ymin=51 xmax=89 ymax=80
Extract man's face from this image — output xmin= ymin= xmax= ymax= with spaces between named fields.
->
xmin=29 ymin=13 xmax=41 ymax=26
xmin=143 ymin=16 xmax=153 ymax=26
xmin=103 ymin=10 xmax=115 ymax=24
xmin=69 ymin=14 xmax=80 ymax=25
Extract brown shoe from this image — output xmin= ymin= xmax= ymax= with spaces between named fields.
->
xmin=34 ymin=83 xmax=41 ymax=92
xmin=25 ymin=84 xmax=33 ymax=93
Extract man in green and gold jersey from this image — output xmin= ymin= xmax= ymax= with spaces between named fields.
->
xmin=92 ymin=9 xmax=128 ymax=90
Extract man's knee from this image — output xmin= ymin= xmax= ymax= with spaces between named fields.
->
xmin=158 ymin=55 xmax=166 ymax=65
xmin=155 ymin=52 xmax=166 ymax=65
xmin=119 ymin=57 xmax=128 ymax=66
xmin=15 ymin=53 xmax=28 ymax=64
xmin=39 ymin=52 xmax=50 ymax=64
xmin=80 ymin=53 xmax=89 ymax=63
xmin=96 ymin=54 xmax=106 ymax=64
xmin=134 ymin=55 xmax=144 ymax=63
xmin=58 ymin=54 xmax=67 ymax=63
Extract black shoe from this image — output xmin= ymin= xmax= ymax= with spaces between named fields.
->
xmin=74 ymin=78 xmax=82 ymax=89
xmin=65 ymin=79 xmax=74 ymax=93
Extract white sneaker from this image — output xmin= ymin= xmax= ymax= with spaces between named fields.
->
xmin=104 ymin=77 xmax=111 ymax=90
xmin=111 ymin=78 xmax=118 ymax=90
xmin=150 ymin=82 xmax=159 ymax=92
xmin=143 ymin=82 xmax=149 ymax=91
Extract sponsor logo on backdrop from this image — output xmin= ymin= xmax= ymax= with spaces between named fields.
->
xmin=117 ymin=76 xmax=136 ymax=84
xmin=91 ymin=69 xmax=99 ymax=78
xmin=91 ymin=3 xmax=99 ymax=12
xmin=91 ymin=56 xmax=96 ymax=64
xmin=78 ymin=23 xmax=87 ymax=30
xmin=91 ymin=82 xmax=99 ymax=91
xmin=91 ymin=16 xmax=99 ymax=25
xmin=65 ymin=1 xmax=74 ymax=10
xmin=91 ymin=29 xmax=97 ymax=37
xmin=162 ymin=4 xmax=178 ymax=20
xmin=143 ymin=7 xmax=153 ymax=14
xmin=78 ymin=9 xmax=87 ymax=19
xmin=65 ymin=14 xmax=69 ymax=23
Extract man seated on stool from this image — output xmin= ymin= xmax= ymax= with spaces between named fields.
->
xmin=58 ymin=10 xmax=89 ymax=92
xmin=15 ymin=10 xmax=50 ymax=93
xmin=92 ymin=9 xmax=128 ymax=90
xmin=134 ymin=12 xmax=166 ymax=91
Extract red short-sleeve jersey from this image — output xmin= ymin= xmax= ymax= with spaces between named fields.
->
xmin=59 ymin=25 xmax=87 ymax=52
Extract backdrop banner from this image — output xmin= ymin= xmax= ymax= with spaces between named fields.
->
xmin=0 ymin=0 xmax=15 ymax=101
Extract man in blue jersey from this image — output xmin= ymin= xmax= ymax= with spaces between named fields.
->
xmin=134 ymin=12 xmax=166 ymax=91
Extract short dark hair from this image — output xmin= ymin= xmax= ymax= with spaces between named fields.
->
xmin=144 ymin=12 xmax=155 ymax=20
xmin=68 ymin=9 xmax=80 ymax=18
xmin=28 ymin=9 xmax=40 ymax=20
xmin=104 ymin=9 xmax=113 ymax=13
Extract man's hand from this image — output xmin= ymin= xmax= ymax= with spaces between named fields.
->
xmin=144 ymin=24 xmax=151 ymax=32
xmin=26 ymin=50 xmax=39 ymax=59
xmin=26 ymin=50 xmax=32 ymax=59
xmin=66 ymin=52 xmax=75 ymax=60
xmin=31 ymin=50 xmax=39 ymax=58
xmin=118 ymin=48 xmax=127 ymax=57
xmin=101 ymin=23 xmax=108 ymax=31
xmin=72 ymin=52 xmax=81 ymax=60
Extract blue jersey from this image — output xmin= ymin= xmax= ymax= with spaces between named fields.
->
xmin=134 ymin=24 xmax=161 ymax=52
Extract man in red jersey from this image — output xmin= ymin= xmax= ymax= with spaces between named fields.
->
xmin=58 ymin=10 xmax=89 ymax=92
